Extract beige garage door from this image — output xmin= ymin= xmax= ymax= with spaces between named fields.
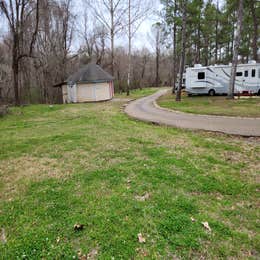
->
xmin=95 ymin=84 xmax=111 ymax=101
xmin=77 ymin=85 xmax=94 ymax=102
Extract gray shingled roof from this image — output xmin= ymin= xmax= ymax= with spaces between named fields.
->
xmin=67 ymin=63 xmax=113 ymax=84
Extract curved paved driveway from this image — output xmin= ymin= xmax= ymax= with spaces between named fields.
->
xmin=125 ymin=89 xmax=260 ymax=136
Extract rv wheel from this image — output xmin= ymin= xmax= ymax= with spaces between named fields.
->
xmin=257 ymin=89 xmax=260 ymax=96
xmin=208 ymin=89 xmax=215 ymax=96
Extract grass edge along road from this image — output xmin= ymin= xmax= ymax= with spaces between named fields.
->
xmin=158 ymin=92 xmax=260 ymax=118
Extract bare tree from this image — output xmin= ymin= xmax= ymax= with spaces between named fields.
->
xmin=87 ymin=0 xmax=126 ymax=76
xmin=148 ymin=23 xmax=164 ymax=88
xmin=228 ymin=0 xmax=244 ymax=99
xmin=127 ymin=0 xmax=131 ymax=95
xmin=140 ymin=48 xmax=150 ymax=89
xmin=172 ymin=0 xmax=177 ymax=94
xmin=79 ymin=11 xmax=108 ymax=65
xmin=126 ymin=0 xmax=152 ymax=95
xmin=176 ymin=0 xmax=187 ymax=102
xmin=214 ymin=0 xmax=219 ymax=63
xmin=249 ymin=0 xmax=258 ymax=62
xmin=33 ymin=0 xmax=75 ymax=103
xmin=0 ymin=0 xmax=39 ymax=105
xmin=155 ymin=24 xmax=161 ymax=88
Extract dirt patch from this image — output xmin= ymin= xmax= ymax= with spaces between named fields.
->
xmin=0 ymin=156 xmax=66 ymax=200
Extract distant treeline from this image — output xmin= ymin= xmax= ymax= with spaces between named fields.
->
xmin=0 ymin=0 xmax=259 ymax=104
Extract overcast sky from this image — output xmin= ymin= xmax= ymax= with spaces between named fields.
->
xmin=118 ymin=0 xmax=162 ymax=50
xmin=0 ymin=0 xmax=224 ymax=52
xmin=73 ymin=0 xmax=162 ymax=52
xmin=74 ymin=0 xmax=223 ymax=52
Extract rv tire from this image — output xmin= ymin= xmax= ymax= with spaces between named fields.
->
xmin=257 ymin=89 xmax=260 ymax=96
xmin=208 ymin=89 xmax=215 ymax=96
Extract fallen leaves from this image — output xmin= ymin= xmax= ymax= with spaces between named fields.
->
xmin=87 ymin=248 xmax=99 ymax=259
xmin=138 ymin=233 xmax=146 ymax=243
xmin=74 ymin=224 xmax=84 ymax=231
xmin=1 ymin=228 xmax=7 ymax=244
xmin=77 ymin=248 xmax=98 ymax=260
xmin=190 ymin=217 xmax=212 ymax=233
xmin=77 ymin=250 xmax=85 ymax=259
xmin=136 ymin=247 xmax=149 ymax=257
xmin=135 ymin=192 xmax=150 ymax=201
xmin=56 ymin=236 xmax=61 ymax=243
xmin=201 ymin=221 xmax=211 ymax=232
xmin=190 ymin=217 xmax=196 ymax=222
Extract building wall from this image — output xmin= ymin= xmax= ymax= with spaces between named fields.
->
xmin=77 ymin=82 xmax=112 ymax=102
xmin=62 ymin=82 xmax=114 ymax=103
xmin=62 ymin=85 xmax=68 ymax=103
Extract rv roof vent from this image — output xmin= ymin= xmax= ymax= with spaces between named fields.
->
xmin=194 ymin=64 xmax=202 ymax=68
xmin=248 ymin=60 xmax=256 ymax=64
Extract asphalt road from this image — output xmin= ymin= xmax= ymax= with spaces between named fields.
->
xmin=125 ymin=89 xmax=260 ymax=137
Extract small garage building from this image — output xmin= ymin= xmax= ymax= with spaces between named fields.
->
xmin=61 ymin=63 xmax=114 ymax=103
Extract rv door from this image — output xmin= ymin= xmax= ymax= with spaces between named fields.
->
xmin=235 ymin=71 xmax=244 ymax=93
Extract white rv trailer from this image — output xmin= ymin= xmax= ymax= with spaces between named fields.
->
xmin=185 ymin=61 xmax=260 ymax=96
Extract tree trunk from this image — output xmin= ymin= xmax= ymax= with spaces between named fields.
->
xmin=156 ymin=45 xmax=160 ymax=87
xmin=12 ymin=61 xmax=20 ymax=105
xmin=249 ymin=0 xmax=258 ymax=61
xmin=127 ymin=0 xmax=131 ymax=96
xmin=215 ymin=0 xmax=219 ymax=63
xmin=140 ymin=57 xmax=146 ymax=90
xmin=172 ymin=1 xmax=177 ymax=94
xmin=12 ymin=35 xmax=20 ymax=105
xmin=231 ymin=21 xmax=235 ymax=59
xmin=205 ymin=36 xmax=209 ymax=66
xmin=176 ymin=0 xmax=187 ymax=102
xmin=110 ymin=1 xmax=115 ymax=76
xmin=195 ymin=21 xmax=201 ymax=64
xmin=228 ymin=0 xmax=244 ymax=99
xmin=117 ymin=70 xmax=122 ymax=93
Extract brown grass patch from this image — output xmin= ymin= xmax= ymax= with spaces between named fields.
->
xmin=0 ymin=156 xmax=67 ymax=200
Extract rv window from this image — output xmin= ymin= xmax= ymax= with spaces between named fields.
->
xmin=198 ymin=72 xmax=205 ymax=79
xmin=244 ymin=71 xmax=248 ymax=77
xmin=236 ymin=72 xmax=243 ymax=77
xmin=252 ymin=69 xmax=255 ymax=77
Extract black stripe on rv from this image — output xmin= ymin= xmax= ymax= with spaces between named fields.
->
xmin=222 ymin=68 xmax=230 ymax=78
xmin=207 ymin=68 xmax=214 ymax=73
xmin=195 ymin=80 xmax=214 ymax=85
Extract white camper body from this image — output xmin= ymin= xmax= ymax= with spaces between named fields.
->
xmin=185 ymin=62 xmax=260 ymax=96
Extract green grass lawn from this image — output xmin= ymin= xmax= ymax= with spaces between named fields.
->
xmin=0 ymin=89 xmax=259 ymax=259
xmin=158 ymin=92 xmax=260 ymax=117
xmin=115 ymin=87 xmax=159 ymax=99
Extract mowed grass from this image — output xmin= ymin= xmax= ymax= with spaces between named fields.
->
xmin=158 ymin=92 xmax=260 ymax=117
xmin=0 ymin=89 xmax=259 ymax=259
xmin=115 ymin=87 xmax=158 ymax=99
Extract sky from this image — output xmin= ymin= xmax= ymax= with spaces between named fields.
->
xmin=0 ymin=0 xmax=224 ymax=52
xmin=74 ymin=0 xmax=223 ymax=52
xmin=0 ymin=0 xmax=162 ymax=52
xmin=74 ymin=0 xmax=162 ymax=52
xmin=117 ymin=0 xmax=162 ymax=50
